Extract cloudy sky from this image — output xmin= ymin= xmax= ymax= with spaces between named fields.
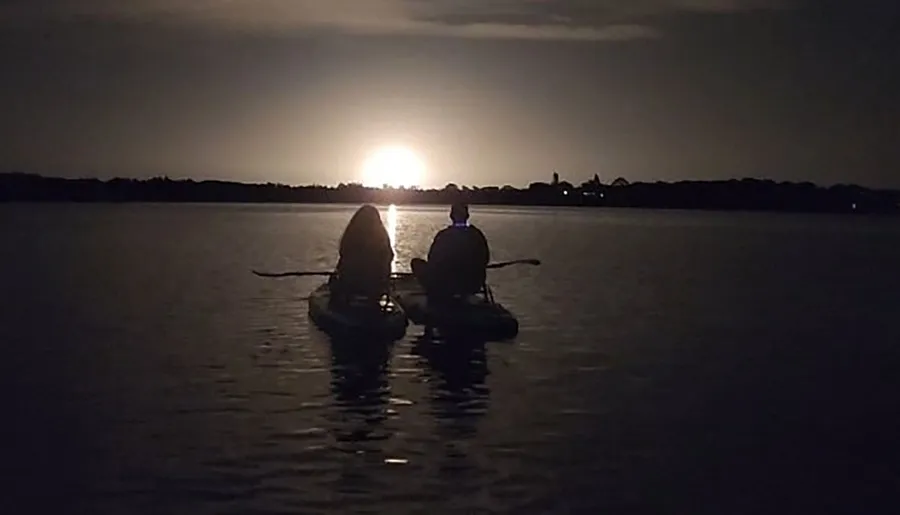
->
xmin=1 ymin=0 xmax=898 ymax=187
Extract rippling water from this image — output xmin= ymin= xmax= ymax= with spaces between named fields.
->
xmin=2 ymin=203 xmax=900 ymax=514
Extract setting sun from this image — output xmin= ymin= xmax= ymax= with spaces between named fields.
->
xmin=361 ymin=146 xmax=425 ymax=188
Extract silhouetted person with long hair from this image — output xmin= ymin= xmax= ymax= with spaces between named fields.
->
xmin=330 ymin=204 xmax=393 ymax=304
xmin=411 ymin=202 xmax=490 ymax=303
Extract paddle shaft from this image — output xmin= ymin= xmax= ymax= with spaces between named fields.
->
xmin=486 ymin=258 xmax=541 ymax=269
xmin=252 ymin=270 xmax=333 ymax=278
xmin=253 ymin=258 xmax=540 ymax=278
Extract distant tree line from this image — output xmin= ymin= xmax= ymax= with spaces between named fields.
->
xmin=1 ymin=172 xmax=898 ymax=215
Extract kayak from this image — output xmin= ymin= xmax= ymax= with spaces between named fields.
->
xmin=307 ymin=282 xmax=408 ymax=341
xmin=392 ymin=276 xmax=519 ymax=341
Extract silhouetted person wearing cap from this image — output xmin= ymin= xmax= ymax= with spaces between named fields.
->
xmin=411 ymin=203 xmax=490 ymax=302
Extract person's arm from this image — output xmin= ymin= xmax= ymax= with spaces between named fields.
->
xmin=381 ymin=245 xmax=393 ymax=281
xmin=384 ymin=233 xmax=395 ymax=261
xmin=385 ymin=244 xmax=395 ymax=274
xmin=476 ymin=227 xmax=490 ymax=265
xmin=427 ymin=229 xmax=446 ymax=262
xmin=335 ymin=254 xmax=344 ymax=270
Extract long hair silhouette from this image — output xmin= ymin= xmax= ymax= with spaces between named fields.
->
xmin=339 ymin=204 xmax=392 ymax=261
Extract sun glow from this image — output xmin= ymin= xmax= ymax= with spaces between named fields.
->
xmin=361 ymin=146 xmax=425 ymax=188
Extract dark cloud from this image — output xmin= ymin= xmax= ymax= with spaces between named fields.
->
xmin=0 ymin=0 xmax=794 ymax=40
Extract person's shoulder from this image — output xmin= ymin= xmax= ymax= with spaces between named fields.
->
xmin=467 ymin=224 xmax=487 ymax=237
xmin=466 ymin=225 xmax=488 ymax=246
xmin=434 ymin=226 xmax=454 ymax=239
xmin=430 ymin=226 xmax=453 ymax=247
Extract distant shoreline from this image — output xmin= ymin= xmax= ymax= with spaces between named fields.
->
xmin=2 ymin=172 xmax=898 ymax=215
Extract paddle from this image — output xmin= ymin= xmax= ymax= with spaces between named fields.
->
xmin=252 ymin=270 xmax=334 ymax=278
xmin=252 ymin=270 xmax=415 ymax=278
xmin=252 ymin=258 xmax=541 ymax=279
xmin=486 ymin=258 xmax=541 ymax=269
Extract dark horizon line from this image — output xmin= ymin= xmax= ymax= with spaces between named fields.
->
xmin=2 ymin=172 xmax=899 ymax=215
xmin=3 ymin=171 xmax=899 ymax=192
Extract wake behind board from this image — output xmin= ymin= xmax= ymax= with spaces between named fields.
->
xmin=392 ymin=276 xmax=519 ymax=341
xmin=308 ymin=282 xmax=408 ymax=341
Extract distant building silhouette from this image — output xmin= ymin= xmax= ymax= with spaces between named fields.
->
xmin=552 ymin=172 xmax=559 ymax=186
xmin=611 ymin=177 xmax=630 ymax=187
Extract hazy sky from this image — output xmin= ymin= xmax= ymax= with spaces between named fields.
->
xmin=1 ymin=0 xmax=898 ymax=188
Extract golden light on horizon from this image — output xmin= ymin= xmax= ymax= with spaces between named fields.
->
xmin=361 ymin=145 xmax=425 ymax=189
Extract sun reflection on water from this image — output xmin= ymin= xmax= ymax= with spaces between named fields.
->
xmin=385 ymin=204 xmax=398 ymax=273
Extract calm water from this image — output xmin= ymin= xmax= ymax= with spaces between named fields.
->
xmin=2 ymin=203 xmax=900 ymax=514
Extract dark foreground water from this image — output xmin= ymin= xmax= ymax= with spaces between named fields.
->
xmin=2 ymin=203 xmax=900 ymax=514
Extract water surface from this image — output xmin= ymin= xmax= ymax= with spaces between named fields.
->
xmin=2 ymin=203 xmax=899 ymax=514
